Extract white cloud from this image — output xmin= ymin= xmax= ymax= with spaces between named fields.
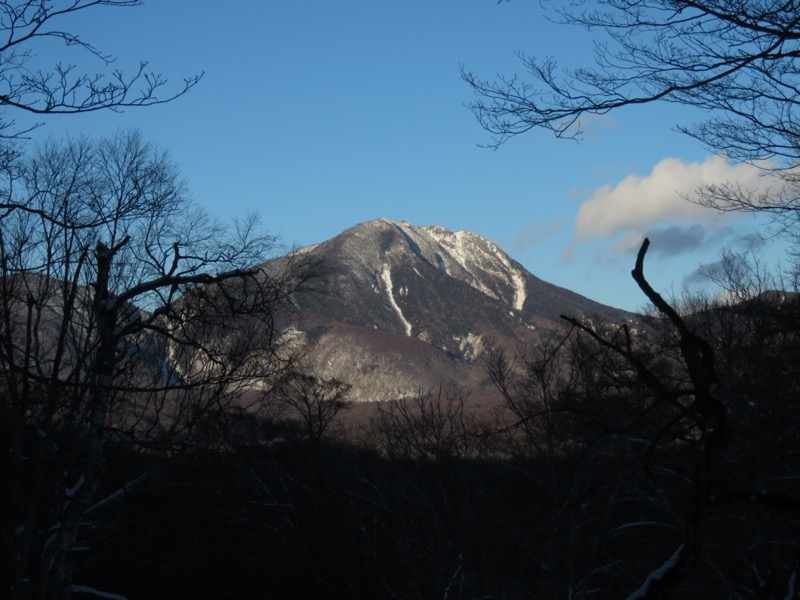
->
xmin=572 ymin=113 xmax=619 ymax=141
xmin=514 ymin=217 xmax=565 ymax=250
xmin=575 ymin=155 xmax=776 ymax=241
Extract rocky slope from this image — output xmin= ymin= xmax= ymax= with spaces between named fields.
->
xmin=273 ymin=218 xmax=635 ymax=402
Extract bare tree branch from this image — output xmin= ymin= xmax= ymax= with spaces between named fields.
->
xmin=464 ymin=1 xmax=800 ymax=166
xmin=0 ymin=1 xmax=202 ymax=137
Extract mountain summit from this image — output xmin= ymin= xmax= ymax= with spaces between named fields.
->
xmin=278 ymin=218 xmax=630 ymax=401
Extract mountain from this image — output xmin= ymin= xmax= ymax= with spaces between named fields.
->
xmin=275 ymin=218 xmax=635 ymax=402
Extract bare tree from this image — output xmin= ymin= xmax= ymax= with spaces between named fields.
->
xmin=484 ymin=332 xmax=581 ymax=461
xmin=463 ymin=2 xmax=799 ymax=160
xmin=370 ymin=384 xmax=482 ymax=461
xmin=0 ymin=0 xmax=202 ymax=137
xmin=0 ymin=130 xmax=312 ymax=600
xmin=485 ymin=238 xmax=800 ymax=597
xmin=462 ymin=1 xmax=800 ymax=236
xmin=274 ymin=370 xmax=351 ymax=454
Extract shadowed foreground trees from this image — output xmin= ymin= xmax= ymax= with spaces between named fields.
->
xmin=462 ymin=8 xmax=800 ymax=588
xmin=485 ymin=239 xmax=800 ymax=598
xmin=370 ymin=384 xmax=483 ymax=461
xmin=274 ymin=370 xmax=351 ymax=454
xmin=0 ymin=130 xmax=312 ymax=599
xmin=5 ymin=150 xmax=797 ymax=599
xmin=15 ymin=236 xmax=797 ymax=599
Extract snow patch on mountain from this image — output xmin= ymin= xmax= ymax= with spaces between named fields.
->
xmin=486 ymin=239 xmax=527 ymax=311
xmin=368 ymin=219 xmax=529 ymax=312
xmin=290 ymin=243 xmax=319 ymax=256
xmin=380 ymin=264 xmax=412 ymax=336
xmin=423 ymin=223 xmax=527 ymax=310
xmin=510 ymin=268 xmax=527 ymax=311
xmin=452 ymin=232 xmax=502 ymax=300
xmin=455 ymin=332 xmax=484 ymax=363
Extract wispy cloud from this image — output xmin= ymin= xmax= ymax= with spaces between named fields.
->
xmin=609 ymin=224 xmax=736 ymax=257
xmin=573 ymin=113 xmax=619 ymax=141
xmin=575 ymin=155 xmax=775 ymax=243
xmin=684 ymin=234 xmax=769 ymax=285
xmin=514 ymin=217 xmax=565 ymax=251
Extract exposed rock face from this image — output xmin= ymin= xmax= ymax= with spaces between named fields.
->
xmin=274 ymin=218 xmax=633 ymax=402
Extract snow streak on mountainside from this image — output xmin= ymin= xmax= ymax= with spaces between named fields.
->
xmin=271 ymin=218 xmax=634 ymax=402
xmin=379 ymin=264 xmax=412 ymax=336
xmin=382 ymin=219 xmax=529 ymax=312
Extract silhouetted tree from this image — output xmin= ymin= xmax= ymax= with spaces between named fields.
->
xmin=275 ymin=370 xmax=351 ymax=454
xmin=0 ymin=130 xmax=311 ymax=600
xmin=0 ymin=0 xmax=201 ymax=137
xmin=489 ymin=238 xmax=800 ymax=597
xmin=464 ymin=2 xmax=798 ymax=160
xmin=463 ymin=1 xmax=800 ymax=241
xmin=370 ymin=384 xmax=482 ymax=461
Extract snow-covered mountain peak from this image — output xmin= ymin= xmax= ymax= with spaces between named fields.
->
xmin=422 ymin=224 xmax=454 ymax=239
xmin=363 ymin=218 xmax=527 ymax=310
xmin=270 ymin=218 xmax=632 ymax=401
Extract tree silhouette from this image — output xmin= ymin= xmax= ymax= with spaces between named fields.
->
xmin=0 ymin=0 xmax=202 ymax=137
xmin=0 ymin=131 xmax=312 ymax=599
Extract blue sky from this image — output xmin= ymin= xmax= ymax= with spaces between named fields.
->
xmin=21 ymin=1 xmax=789 ymax=312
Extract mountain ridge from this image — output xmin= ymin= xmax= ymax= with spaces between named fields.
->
xmin=274 ymin=218 xmax=635 ymax=401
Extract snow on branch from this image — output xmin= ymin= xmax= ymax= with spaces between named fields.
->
xmin=70 ymin=584 xmax=128 ymax=600
xmin=627 ymin=544 xmax=685 ymax=600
